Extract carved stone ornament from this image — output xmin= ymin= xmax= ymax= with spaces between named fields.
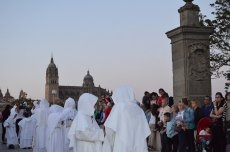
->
xmin=183 ymin=0 xmax=193 ymax=2
xmin=188 ymin=43 xmax=210 ymax=81
xmin=179 ymin=1 xmax=200 ymax=13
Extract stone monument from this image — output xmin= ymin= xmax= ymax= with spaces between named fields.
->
xmin=166 ymin=0 xmax=213 ymax=103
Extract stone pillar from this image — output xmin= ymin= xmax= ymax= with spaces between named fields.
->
xmin=166 ymin=0 xmax=213 ymax=104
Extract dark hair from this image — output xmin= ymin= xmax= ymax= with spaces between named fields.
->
xmin=164 ymin=112 xmax=171 ymax=118
xmin=182 ymin=98 xmax=189 ymax=106
xmin=205 ymin=95 xmax=211 ymax=100
xmin=159 ymin=88 xmax=165 ymax=93
xmin=150 ymin=92 xmax=158 ymax=97
xmin=169 ymin=96 xmax=174 ymax=107
xmin=215 ymin=92 xmax=225 ymax=103
xmin=162 ymin=93 xmax=169 ymax=99
xmin=144 ymin=91 xmax=149 ymax=96
xmin=225 ymin=92 xmax=230 ymax=100
xmin=23 ymin=111 xmax=30 ymax=118
xmin=4 ymin=104 xmax=11 ymax=110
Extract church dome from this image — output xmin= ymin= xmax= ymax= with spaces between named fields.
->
xmin=84 ymin=70 xmax=94 ymax=81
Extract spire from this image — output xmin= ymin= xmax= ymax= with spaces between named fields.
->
xmin=5 ymin=88 xmax=11 ymax=97
xmin=87 ymin=70 xmax=90 ymax=75
xmin=51 ymin=55 xmax=54 ymax=64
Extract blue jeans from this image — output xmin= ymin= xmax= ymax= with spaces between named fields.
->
xmin=200 ymin=138 xmax=208 ymax=150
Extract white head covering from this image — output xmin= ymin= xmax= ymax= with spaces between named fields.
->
xmin=61 ymin=97 xmax=77 ymax=121
xmin=111 ymin=85 xmax=136 ymax=104
xmin=31 ymin=100 xmax=40 ymax=114
xmin=78 ymin=93 xmax=98 ymax=116
xmin=64 ymin=97 xmax=76 ymax=109
xmin=33 ymin=99 xmax=50 ymax=150
xmin=47 ymin=104 xmax=63 ymax=139
xmin=49 ymin=104 xmax=63 ymax=114
xmin=9 ymin=106 xmax=17 ymax=119
xmin=104 ymin=85 xmax=151 ymax=150
xmin=68 ymin=93 xmax=98 ymax=148
xmin=35 ymin=99 xmax=49 ymax=126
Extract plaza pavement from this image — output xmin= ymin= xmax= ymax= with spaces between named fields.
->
xmin=0 ymin=122 xmax=160 ymax=152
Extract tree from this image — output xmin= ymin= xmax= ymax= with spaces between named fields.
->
xmin=201 ymin=0 xmax=230 ymax=90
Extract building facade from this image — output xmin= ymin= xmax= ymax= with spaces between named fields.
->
xmin=45 ymin=57 xmax=109 ymax=103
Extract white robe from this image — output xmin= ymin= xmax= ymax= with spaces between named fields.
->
xmin=46 ymin=105 xmax=64 ymax=152
xmin=33 ymin=99 xmax=49 ymax=152
xmin=3 ymin=116 xmax=18 ymax=146
xmin=102 ymin=85 xmax=150 ymax=152
xmin=61 ymin=97 xmax=77 ymax=152
xmin=68 ymin=93 xmax=104 ymax=152
xmin=18 ymin=117 xmax=36 ymax=148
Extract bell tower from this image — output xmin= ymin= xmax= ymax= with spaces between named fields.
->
xmin=45 ymin=56 xmax=59 ymax=103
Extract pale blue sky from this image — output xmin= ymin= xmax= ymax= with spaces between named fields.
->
xmin=0 ymin=0 xmax=224 ymax=101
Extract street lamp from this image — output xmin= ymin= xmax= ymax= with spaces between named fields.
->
xmin=51 ymin=89 xmax=57 ymax=105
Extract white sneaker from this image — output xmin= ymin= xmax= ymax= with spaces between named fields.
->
xmin=202 ymin=149 xmax=206 ymax=152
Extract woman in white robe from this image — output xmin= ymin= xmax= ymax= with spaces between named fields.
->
xmin=31 ymin=100 xmax=40 ymax=114
xmin=46 ymin=104 xmax=64 ymax=152
xmin=102 ymin=85 xmax=151 ymax=152
xmin=68 ymin=93 xmax=104 ymax=152
xmin=33 ymin=99 xmax=49 ymax=152
xmin=3 ymin=107 xmax=18 ymax=148
xmin=18 ymin=112 xmax=36 ymax=149
xmin=60 ymin=97 xmax=77 ymax=152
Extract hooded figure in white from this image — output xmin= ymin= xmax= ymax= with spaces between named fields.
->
xmin=46 ymin=104 xmax=64 ymax=152
xmin=33 ymin=99 xmax=49 ymax=152
xmin=60 ymin=97 xmax=77 ymax=152
xmin=31 ymin=100 xmax=40 ymax=114
xmin=102 ymin=85 xmax=151 ymax=152
xmin=68 ymin=93 xmax=104 ymax=152
xmin=3 ymin=107 xmax=18 ymax=147
xmin=18 ymin=111 xmax=36 ymax=149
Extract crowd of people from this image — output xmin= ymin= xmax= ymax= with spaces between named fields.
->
xmin=0 ymin=85 xmax=150 ymax=152
xmin=142 ymin=88 xmax=230 ymax=152
xmin=0 ymin=86 xmax=230 ymax=152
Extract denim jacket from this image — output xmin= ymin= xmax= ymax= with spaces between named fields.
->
xmin=183 ymin=107 xmax=195 ymax=130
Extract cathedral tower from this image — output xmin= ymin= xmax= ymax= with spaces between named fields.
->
xmin=45 ymin=57 xmax=59 ymax=103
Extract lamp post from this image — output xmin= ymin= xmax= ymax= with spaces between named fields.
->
xmin=51 ymin=89 xmax=57 ymax=105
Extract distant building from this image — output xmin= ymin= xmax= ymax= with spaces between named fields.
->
xmin=3 ymin=88 xmax=14 ymax=102
xmin=0 ymin=89 xmax=3 ymax=102
xmin=45 ymin=57 xmax=110 ymax=103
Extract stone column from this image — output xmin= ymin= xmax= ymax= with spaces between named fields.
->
xmin=166 ymin=0 xmax=213 ymax=104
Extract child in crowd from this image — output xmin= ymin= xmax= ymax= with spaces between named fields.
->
xmin=199 ymin=127 xmax=211 ymax=152
xmin=18 ymin=111 xmax=35 ymax=149
xmin=160 ymin=112 xmax=171 ymax=152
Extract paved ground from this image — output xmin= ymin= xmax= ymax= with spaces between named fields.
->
xmin=0 ymin=122 xmax=160 ymax=152
xmin=0 ymin=122 xmax=32 ymax=152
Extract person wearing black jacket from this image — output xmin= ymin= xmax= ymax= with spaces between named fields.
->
xmin=1 ymin=104 xmax=11 ymax=144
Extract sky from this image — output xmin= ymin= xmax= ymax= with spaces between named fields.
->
xmin=0 ymin=0 xmax=225 ymax=102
